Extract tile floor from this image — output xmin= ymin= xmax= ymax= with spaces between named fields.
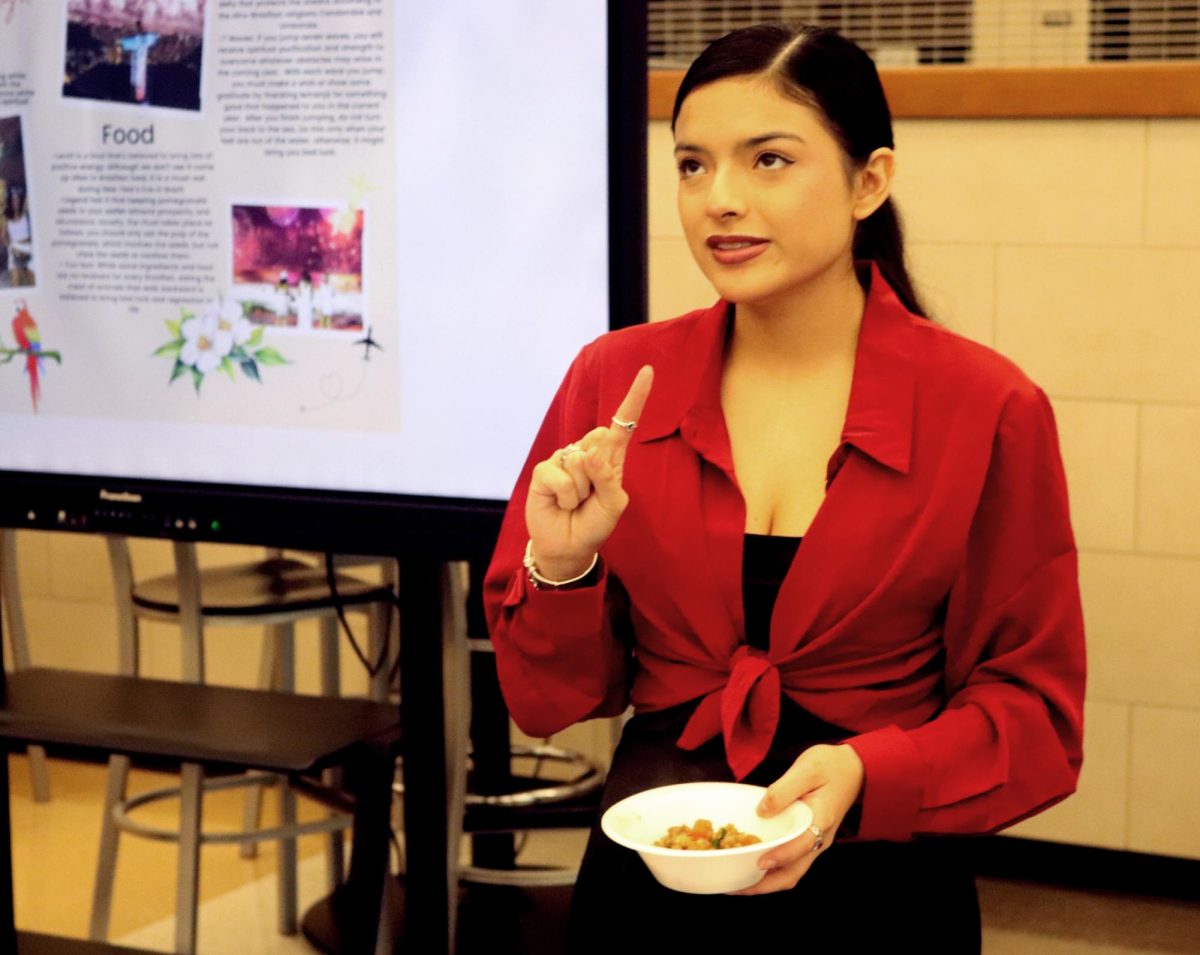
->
xmin=7 ymin=756 xmax=1200 ymax=954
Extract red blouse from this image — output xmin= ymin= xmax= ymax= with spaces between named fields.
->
xmin=484 ymin=265 xmax=1086 ymax=843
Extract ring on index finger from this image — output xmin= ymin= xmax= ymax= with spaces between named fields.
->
xmin=808 ymin=824 xmax=824 ymax=853
xmin=611 ymin=416 xmax=637 ymax=433
xmin=559 ymin=443 xmax=585 ymax=467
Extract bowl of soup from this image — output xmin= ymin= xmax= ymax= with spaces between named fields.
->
xmin=600 ymin=781 xmax=813 ymax=894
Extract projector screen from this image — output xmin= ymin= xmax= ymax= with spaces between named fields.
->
xmin=0 ymin=0 xmax=643 ymax=540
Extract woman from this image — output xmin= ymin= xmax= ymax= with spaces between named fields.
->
xmin=0 ymin=180 xmax=9 ymax=276
xmin=4 ymin=185 xmax=32 ymax=285
xmin=484 ymin=24 xmax=1084 ymax=951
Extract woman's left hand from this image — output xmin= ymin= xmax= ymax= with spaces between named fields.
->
xmin=730 ymin=743 xmax=865 ymax=895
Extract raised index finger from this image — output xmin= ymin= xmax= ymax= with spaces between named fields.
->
xmin=608 ymin=365 xmax=654 ymax=448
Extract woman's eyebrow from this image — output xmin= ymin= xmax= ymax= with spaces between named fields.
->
xmin=673 ymin=131 xmax=807 ymax=154
xmin=745 ymin=132 xmax=806 ymax=147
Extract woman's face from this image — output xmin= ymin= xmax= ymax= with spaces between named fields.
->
xmin=674 ymin=76 xmax=882 ymax=309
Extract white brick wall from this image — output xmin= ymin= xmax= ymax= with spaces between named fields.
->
xmin=647 ymin=115 xmax=1200 ymax=859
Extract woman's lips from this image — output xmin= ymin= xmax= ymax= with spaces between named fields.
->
xmin=706 ymin=235 xmax=769 ymax=265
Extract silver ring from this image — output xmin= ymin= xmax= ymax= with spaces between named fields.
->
xmin=611 ymin=416 xmax=637 ymax=432
xmin=808 ymin=823 xmax=824 ymax=852
xmin=559 ymin=443 xmax=584 ymax=466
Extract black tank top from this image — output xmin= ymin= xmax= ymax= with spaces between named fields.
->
xmin=742 ymin=533 xmax=802 ymax=650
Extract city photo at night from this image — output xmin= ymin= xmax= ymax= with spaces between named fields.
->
xmin=63 ymin=0 xmax=205 ymax=112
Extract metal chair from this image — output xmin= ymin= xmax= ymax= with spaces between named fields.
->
xmin=0 ymin=528 xmax=51 ymax=802
xmin=439 ymin=560 xmax=611 ymax=954
xmin=397 ymin=561 xmax=606 ymax=892
xmin=3 ymin=667 xmax=399 ymax=955
xmin=88 ymin=537 xmax=396 ymax=954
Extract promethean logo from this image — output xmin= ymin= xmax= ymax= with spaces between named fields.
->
xmin=99 ymin=490 xmax=143 ymax=504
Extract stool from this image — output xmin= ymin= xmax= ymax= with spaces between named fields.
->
xmin=456 ymin=652 xmax=605 ymax=888
xmin=88 ymin=538 xmax=395 ymax=953
xmin=0 ymin=529 xmax=51 ymax=802
xmin=413 ymin=561 xmax=607 ymax=895
xmin=0 ymin=668 xmax=399 ymax=955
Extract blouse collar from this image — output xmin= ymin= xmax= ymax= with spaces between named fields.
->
xmin=634 ymin=261 xmax=918 ymax=476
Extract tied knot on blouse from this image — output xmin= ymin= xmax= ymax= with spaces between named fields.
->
xmin=677 ymin=644 xmax=781 ymax=780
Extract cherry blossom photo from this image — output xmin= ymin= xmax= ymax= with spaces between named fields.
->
xmin=231 ymin=204 xmax=366 ymax=333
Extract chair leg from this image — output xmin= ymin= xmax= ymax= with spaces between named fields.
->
xmin=375 ymin=883 xmax=397 ymax=955
xmin=319 ymin=615 xmax=346 ymax=889
xmin=104 ymin=536 xmax=140 ymax=678
xmin=1 ymin=530 xmax=52 ymax=803
xmin=238 ymin=622 xmax=302 ymax=931
xmin=274 ymin=622 xmax=299 ymax=935
xmin=322 ymin=765 xmax=347 ymax=890
xmin=318 ymin=613 xmax=340 ymax=697
xmin=277 ymin=779 xmax=298 ymax=936
xmin=91 ymin=540 xmax=140 ymax=942
xmin=239 ymin=627 xmax=279 ymax=860
xmin=26 ymin=746 xmax=50 ymax=804
xmin=175 ymin=762 xmax=203 ymax=955
xmin=443 ymin=562 xmax=470 ymax=952
xmin=88 ymin=754 xmax=131 ymax=942
xmin=275 ymin=622 xmax=295 ymax=692
xmin=368 ymin=600 xmax=391 ymax=703
xmin=257 ymin=619 xmax=278 ymax=689
xmin=171 ymin=541 xmax=205 ymax=685
xmin=170 ymin=537 xmax=205 ymax=950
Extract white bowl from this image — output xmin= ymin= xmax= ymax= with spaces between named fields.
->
xmin=600 ymin=781 xmax=813 ymax=894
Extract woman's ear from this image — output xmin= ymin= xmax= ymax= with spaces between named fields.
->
xmin=852 ymin=147 xmax=895 ymax=221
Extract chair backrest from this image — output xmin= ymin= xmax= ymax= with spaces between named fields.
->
xmin=105 ymin=535 xmax=206 ymax=681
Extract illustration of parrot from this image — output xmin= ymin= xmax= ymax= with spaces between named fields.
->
xmin=11 ymin=300 xmax=43 ymax=411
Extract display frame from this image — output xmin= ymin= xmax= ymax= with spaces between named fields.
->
xmin=0 ymin=0 xmax=648 ymax=561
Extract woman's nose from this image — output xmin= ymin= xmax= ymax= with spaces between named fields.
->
xmin=705 ymin=168 xmax=746 ymax=220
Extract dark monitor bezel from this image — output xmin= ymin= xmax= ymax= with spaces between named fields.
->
xmin=0 ymin=0 xmax=648 ymax=562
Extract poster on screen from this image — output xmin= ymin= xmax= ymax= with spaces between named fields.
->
xmin=0 ymin=1 xmax=610 ymax=502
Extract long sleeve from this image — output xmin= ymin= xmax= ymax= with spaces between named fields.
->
xmin=483 ymin=345 xmax=632 ymax=738
xmin=846 ymin=385 xmax=1086 ymax=841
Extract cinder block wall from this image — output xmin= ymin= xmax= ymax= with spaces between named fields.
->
xmin=649 ymin=116 xmax=1200 ymax=860
xmin=6 ymin=533 xmax=373 ymax=695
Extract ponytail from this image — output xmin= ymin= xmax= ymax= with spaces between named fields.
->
xmin=854 ymin=198 xmax=927 ymax=319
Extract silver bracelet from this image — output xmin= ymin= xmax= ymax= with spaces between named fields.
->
xmin=523 ymin=540 xmax=598 ymax=590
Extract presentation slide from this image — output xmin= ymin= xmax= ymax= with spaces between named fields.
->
xmin=0 ymin=0 xmax=612 ymax=502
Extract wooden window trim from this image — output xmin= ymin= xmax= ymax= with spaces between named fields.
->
xmin=649 ymin=64 xmax=1200 ymax=120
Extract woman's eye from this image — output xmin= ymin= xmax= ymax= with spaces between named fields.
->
xmin=677 ymin=157 xmax=704 ymax=178
xmin=755 ymin=152 xmax=792 ymax=170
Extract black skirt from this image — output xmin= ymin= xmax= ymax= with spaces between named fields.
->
xmin=567 ymin=700 xmax=981 ymax=954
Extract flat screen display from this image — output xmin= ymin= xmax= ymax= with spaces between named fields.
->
xmin=0 ymin=0 xmax=641 ymax=545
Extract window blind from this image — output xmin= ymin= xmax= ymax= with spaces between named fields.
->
xmin=647 ymin=0 xmax=1200 ymax=66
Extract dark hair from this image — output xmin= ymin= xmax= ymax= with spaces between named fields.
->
xmin=671 ymin=24 xmax=927 ymax=318
xmin=3 ymin=186 xmax=22 ymax=221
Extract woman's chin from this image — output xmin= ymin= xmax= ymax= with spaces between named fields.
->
xmin=701 ymin=275 xmax=770 ymax=306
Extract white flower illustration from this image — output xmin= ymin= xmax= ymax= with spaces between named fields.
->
xmin=179 ymin=307 xmax=233 ymax=374
xmin=157 ymin=295 xmax=287 ymax=393
xmin=218 ymin=298 xmax=253 ymax=346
